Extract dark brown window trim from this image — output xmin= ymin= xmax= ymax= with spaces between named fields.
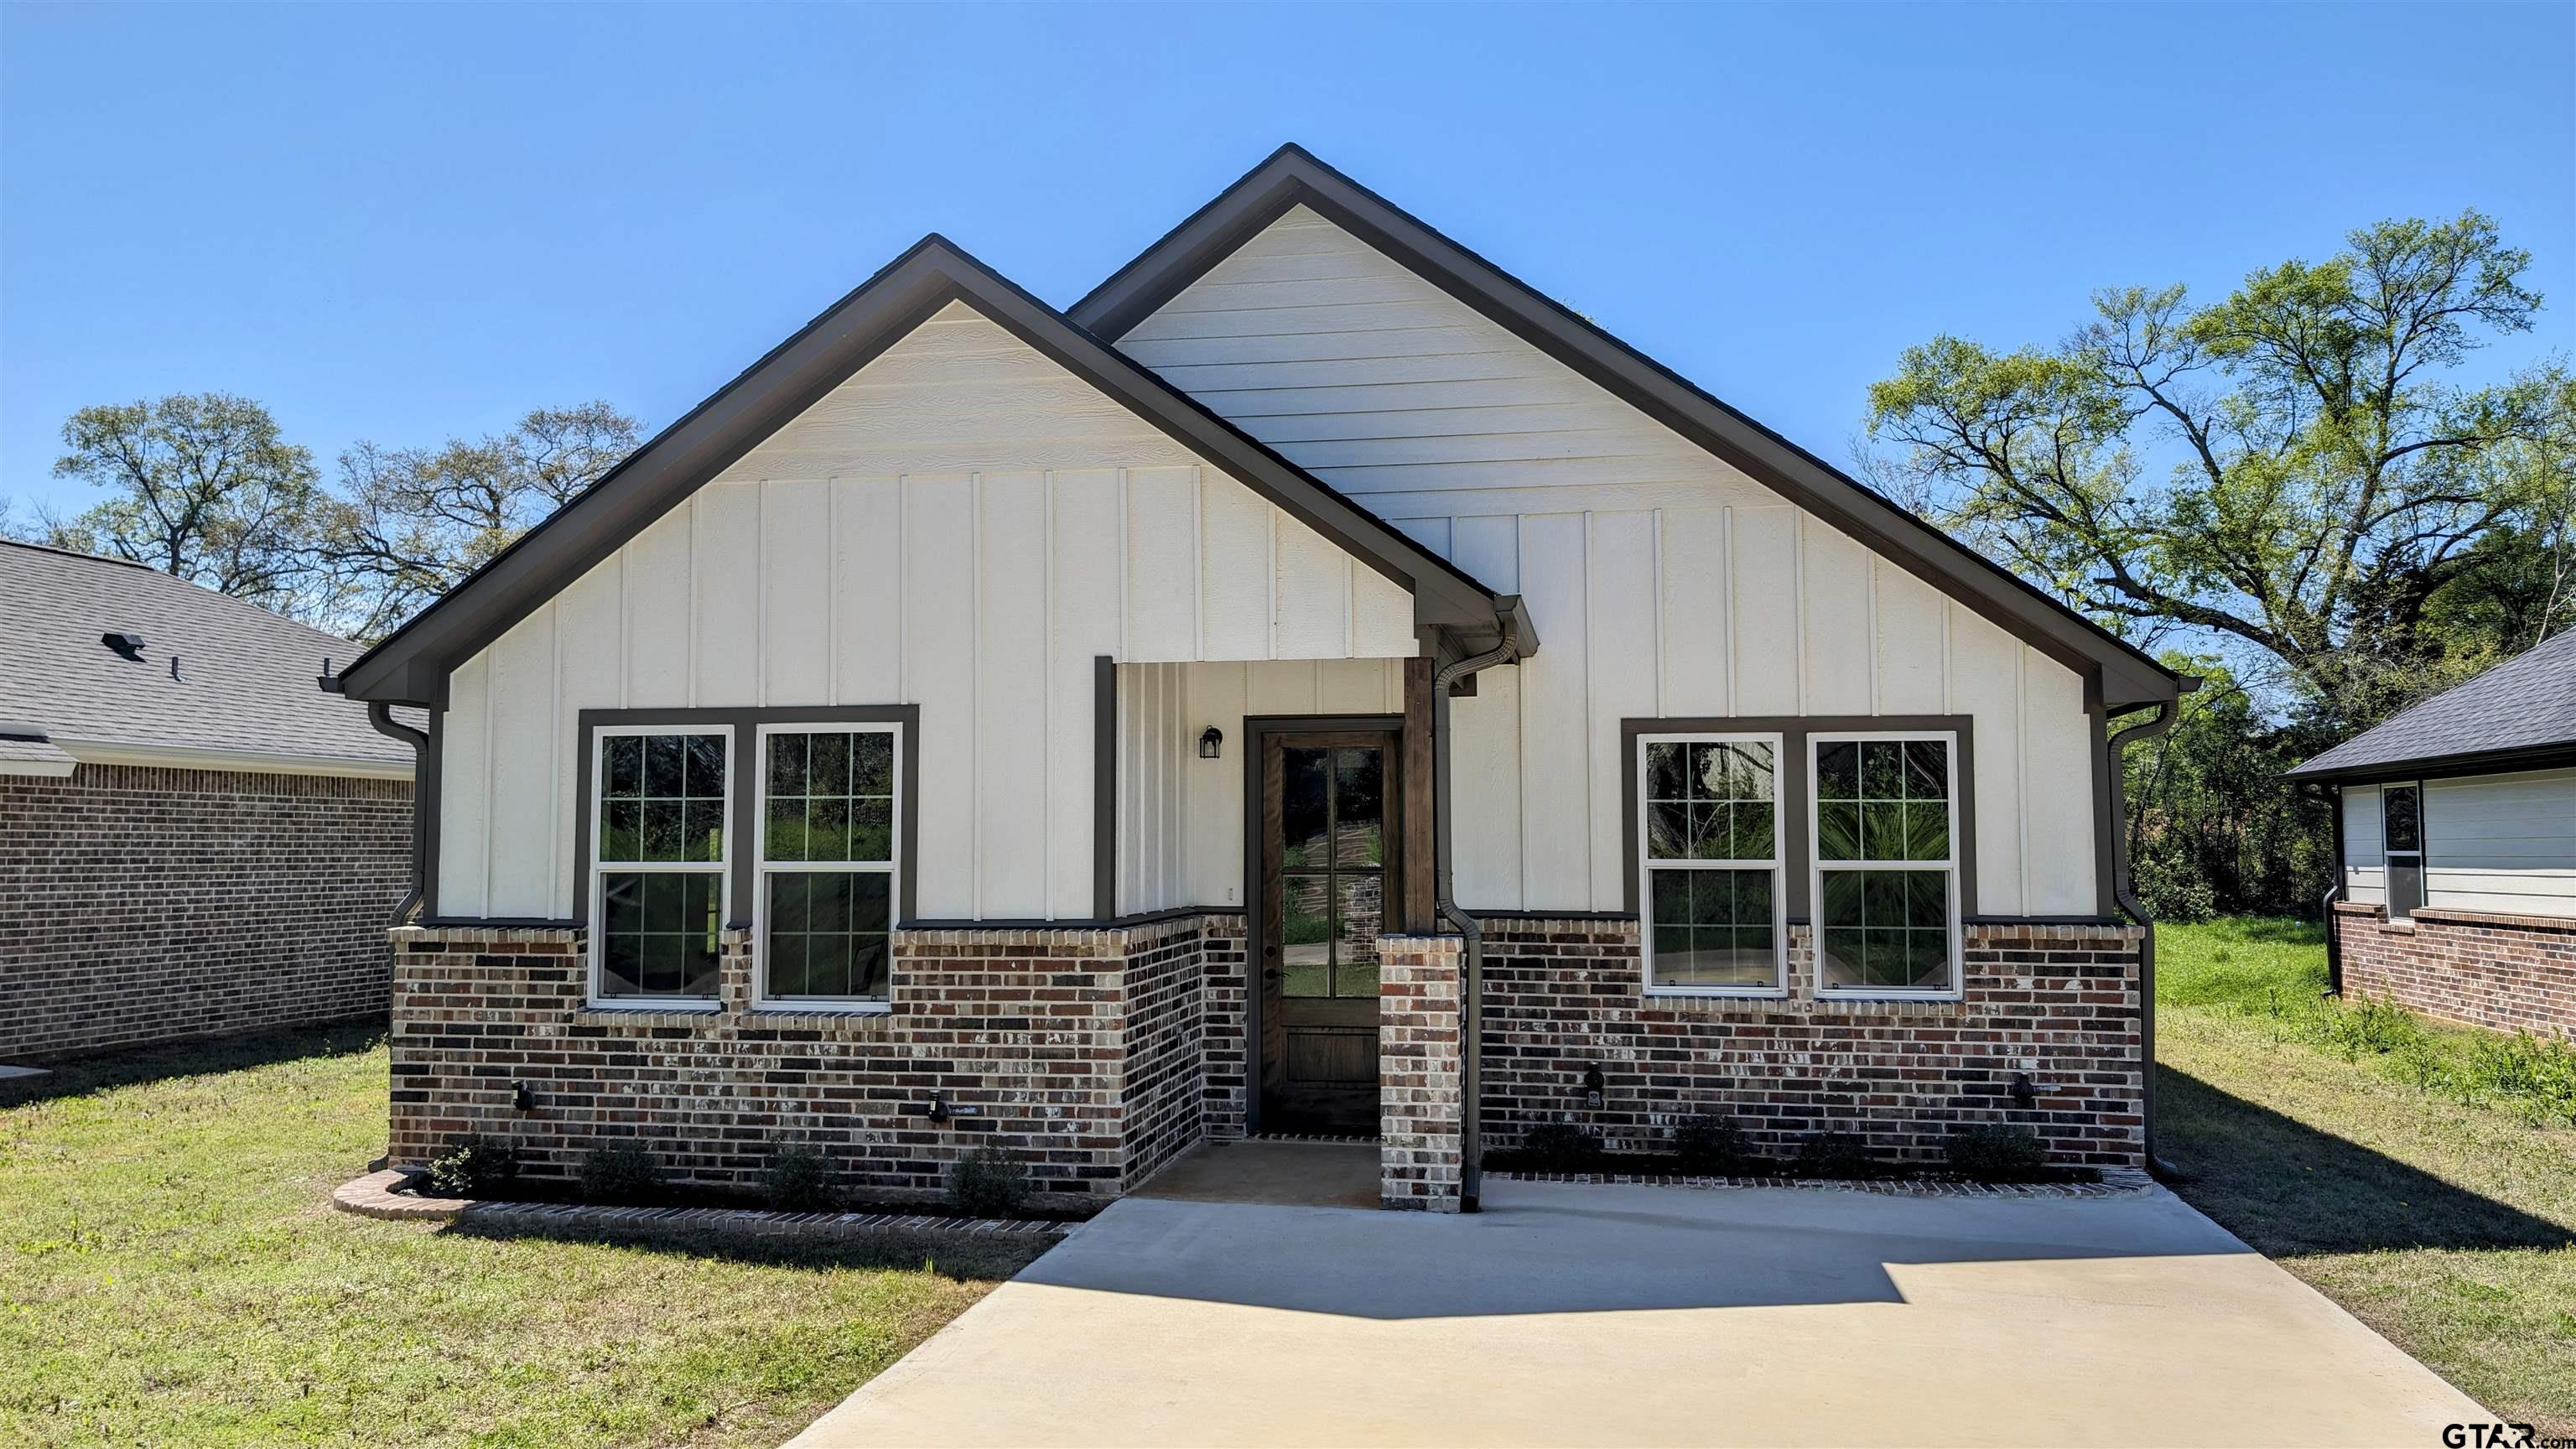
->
xmin=1618 ymin=715 xmax=1979 ymax=923
xmin=572 ymin=705 xmax=922 ymax=932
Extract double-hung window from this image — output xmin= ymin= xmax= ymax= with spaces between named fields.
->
xmin=1811 ymin=733 xmax=1960 ymax=996
xmin=591 ymin=727 xmax=730 ymax=1004
xmin=756 ymin=724 xmax=899 ymax=1008
xmin=1639 ymin=733 xmax=1785 ymax=994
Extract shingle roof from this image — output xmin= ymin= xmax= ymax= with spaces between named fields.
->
xmin=2288 ymin=630 xmax=2576 ymax=781
xmin=0 ymin=541 xmax=412 ymax=775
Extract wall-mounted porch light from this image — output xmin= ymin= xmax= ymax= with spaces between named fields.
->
xmin=1198 ymin=726 xmax=1223 ymax=760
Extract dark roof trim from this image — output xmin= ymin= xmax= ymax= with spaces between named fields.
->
xmin=1072 ymin=144 xmax=2184 ymax=709
xmin=2285 ymin=741 xmax=2576 ymax=787
xmin=335 ymin=236 xmax=1513 ymax=707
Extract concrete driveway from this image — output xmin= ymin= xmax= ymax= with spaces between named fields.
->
xmin=791 ymin=1176 xmax=2485 ymax=1447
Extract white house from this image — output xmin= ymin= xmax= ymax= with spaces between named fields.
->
xmin=2292 ymin=630 xmax=2576 ymax=1040
xmin=330 ymin=146 xmax=2184 ymax=1210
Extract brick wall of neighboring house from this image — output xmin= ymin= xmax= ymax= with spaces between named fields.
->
xmin=385 ymin=913 xmax=1250 ymax=1208
xmin=0 ymin=763 xmax=412 ymax=1061
xmin=1476 ymin=917 xmax=2148 ymax=1169
xmin=2334 ymin=902 xmax=2576 ymax=1041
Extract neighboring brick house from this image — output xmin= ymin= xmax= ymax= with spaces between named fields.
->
xmin=330 ymin=145 xmax=2187 ymax=1213
xmin=1 ymin=542 xmax=415 ymax=1061
xmin=2290 ymin=631 xmax=2576 ymax=1041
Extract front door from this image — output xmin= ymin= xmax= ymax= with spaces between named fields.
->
xmin=1258 ymin=731 xmax=1396 ymax=1135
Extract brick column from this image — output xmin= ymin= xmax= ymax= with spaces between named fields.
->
xmin=1379 ymin=933 xmax=1466 ymax=1212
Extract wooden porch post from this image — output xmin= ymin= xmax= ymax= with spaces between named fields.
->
xmin=1402 ymin=655 xmax=1436 ymax=933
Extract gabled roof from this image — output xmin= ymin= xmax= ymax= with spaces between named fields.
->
xmin=333 ymin=236 xmax=1524 ymax=708
xmin=2288 ymin=631 xmax=2576 ymax=783
xmin=0 ymin=540 xmax=411 ymax=777
xmin=1073 ymin=144 xmax=2185 ymax=709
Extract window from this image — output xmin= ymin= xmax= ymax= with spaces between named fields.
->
xmin=1638 ymin=734 xmax=1784 ymax=993
xmin=756 ymin=724 xmax=899 ymax=1007
xmin=591 ymin=728 xmax=730 ymax=1004
xmin=2381 ymin=783 xmax=2424 ymax=920
xmin=1812 ymin=734 xmax=1959 ymax=996
xmin=1280 ymin=743 xmax=1388 ymax=1000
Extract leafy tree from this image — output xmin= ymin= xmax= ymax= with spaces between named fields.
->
xmin=314 ymin=402 xmax=637 ymax=640
xmin=1868 ymin=211 xmax=2570 ymax=729
xmin=49 ymin=393 xmax=325 ymax=614
xmin=2121 ymin=654 xmax=2335 ymax=918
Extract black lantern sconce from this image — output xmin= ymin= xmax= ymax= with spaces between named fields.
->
xmin=1197 ymin=726 xmax=1223 ymax=760
xmin=1581 ymin=1062 xmax=1606 ymax=1109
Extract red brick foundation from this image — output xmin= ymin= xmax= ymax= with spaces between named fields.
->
xmin=387 ymin=913 xmax=1248 ymax=1206
xmin=2333 ymin=902 xmax=2576 ymax=1041
xmin=1478 ymin=917 xmax=2147 ymax=1169
xmin=1 ymin=764 xmax=412 ymax=1061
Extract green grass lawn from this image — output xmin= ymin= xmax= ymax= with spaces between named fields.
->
xmin=0 ymin=1025 xmax=1045 ymax=1449
xmin=2157 ymin=917 xmax=2576 ymax=1436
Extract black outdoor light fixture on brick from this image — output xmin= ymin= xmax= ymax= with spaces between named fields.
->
xmin=1198 ymin=726 xmax=1223 ymax=760
xmin=1581 ymin=1062 xmax=1606 ymax=1109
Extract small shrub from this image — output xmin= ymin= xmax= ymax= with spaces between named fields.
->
xmin=1944 ymin=1124 xmax=2051 ymax=1182
xmin=1791 ymin=1130 xmax=1878 ymax=1180
xmin=1518 ymin=1121 xmax=1608 ymax=1171
xmin=2136 ymin=870 xmax=2216 ymax=923
xmin=1672 ymin=1114 xmax=1755 ymax=1174
xmin=760 ymin=1145 xmax=837 ymax=1211
xmin=424 ymin=1134 xmax=519 ymax=1197
xmin=948 ymin=1144 xmax=1031 ymax=1219
xmin=579 ymin=1139 xmax=663 ymax=1204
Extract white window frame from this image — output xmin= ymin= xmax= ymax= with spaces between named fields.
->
xmin=752 ymin=720 xmax=902 ymax=1014
xmin=1637 ymin=730 xmax=1789 ymax=999
xmin=587 ymin=722 xmax=734 ymax=1010
xmin=1808 ymin=729 xmax=1963 ymax=1001
xmin=2381 ymin=780 xmax=2425 ymax=921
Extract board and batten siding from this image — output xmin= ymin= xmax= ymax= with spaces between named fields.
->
xmin=1129 ymin=205 xmax=2101 ymax=915
xmin=435 ymin=301 xmax=1415 ymax=922
xmin=1117 ymin=657 xmax=1407 ymax=915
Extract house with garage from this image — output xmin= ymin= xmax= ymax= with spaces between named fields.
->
xmin=328 ymin=146 xmax=2185 ymax=1211
xmin=2 ymin=541 xmax=414 ymax=1062
xmin=2291 ymin=630 xmax=2576 ymax=1040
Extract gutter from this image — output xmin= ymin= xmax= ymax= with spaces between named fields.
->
xmin=1430 ymin=597 xmax=1531 ymax=1213
xmin=2104 ymin=700 xmax=2176 ymax=1173
xmin=367 ymin=702 xmax=433 ymax=926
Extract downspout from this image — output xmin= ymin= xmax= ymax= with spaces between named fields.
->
xmin=368 ymin=702 xmax=432 ymax=926
xmin=2105 ymin=700 xmax=2174 ymax=1175
xmin=2318 ymin=782 xmax=2345 ymax=995
xmin=1431 ymin=605 xmax=1528 ymax=1213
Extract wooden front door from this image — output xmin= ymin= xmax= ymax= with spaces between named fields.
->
xmin=1258 ymin=730 xmax=1398 ymax=1135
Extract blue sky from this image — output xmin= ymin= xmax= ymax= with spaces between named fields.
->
xmin=4 ymin=3 xmax=2571 ymax=521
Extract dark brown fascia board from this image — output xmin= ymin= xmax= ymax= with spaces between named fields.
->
xmin=334 ymin=234 xmax=1510 ymax=707
xmin=1072 ymin=143 xmax=2184 ymax=709
xmin=2283 ymin=740 xmax=2576 ymax=787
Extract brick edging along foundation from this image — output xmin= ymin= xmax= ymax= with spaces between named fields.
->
xmin=331 ymin=1168 xmax=1069 ymax=1240
xmin=1486 ymin=1167 xmax=2156 ymax=1198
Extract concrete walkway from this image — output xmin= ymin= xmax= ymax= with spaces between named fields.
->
xmin=790 ymin=1177 xmax=2486 ymax=1447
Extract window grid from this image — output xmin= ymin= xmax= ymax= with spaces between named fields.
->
xmin=590 ymin=727 xmax=731 ymax=1005
xmin=1811 ymin=734 xmax=1960 ymax=998
xmin=756 ymin=724 xmax=900 ymax=1009
xmin=1638 ymin=733 xmax=1786 ymax=995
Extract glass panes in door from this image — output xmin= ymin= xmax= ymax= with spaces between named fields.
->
xmin=1280 ymin=745 xmax=1385 ymax=999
